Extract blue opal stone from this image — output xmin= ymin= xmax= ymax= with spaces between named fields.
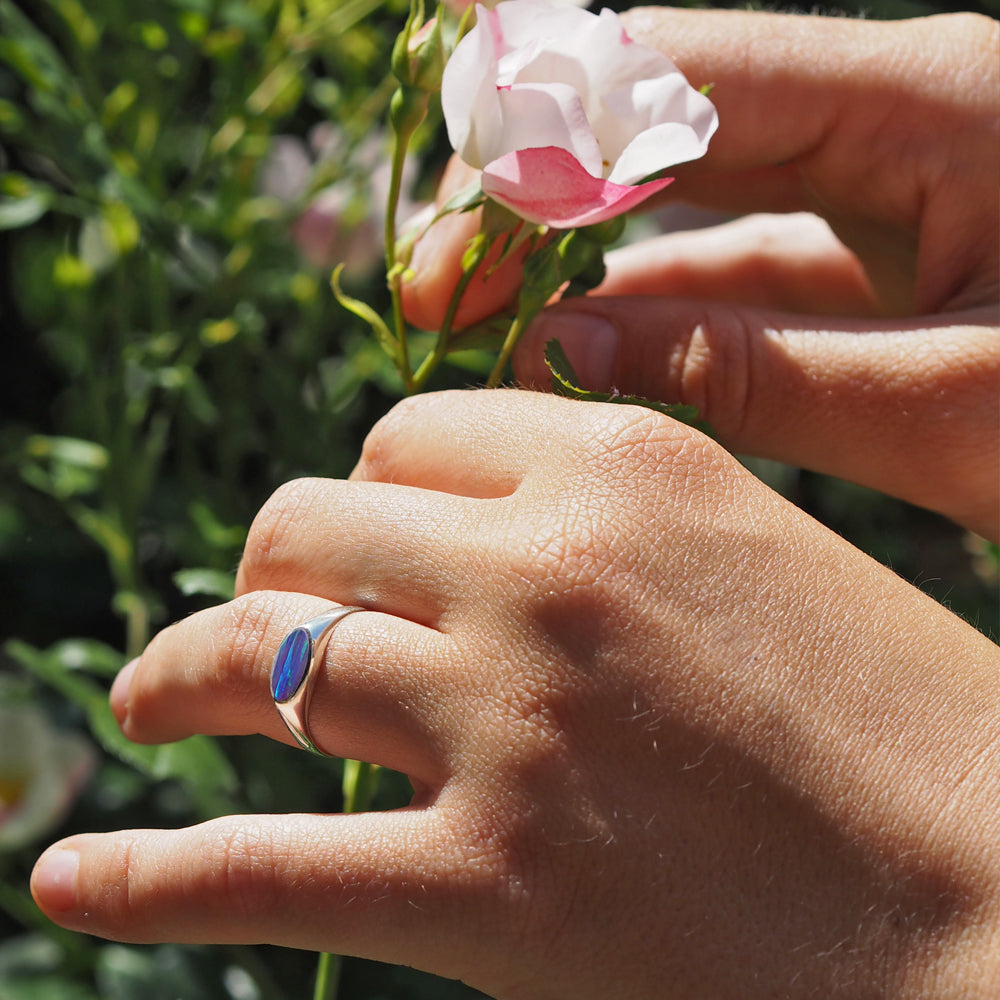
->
xmin=271 ymin=628 xmax=312 ymax=702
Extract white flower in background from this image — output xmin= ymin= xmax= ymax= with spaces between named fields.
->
xmin=442 ymin=0 xmax=717 ymax=229
xmin=0 ymin=706 xmax=96 ymax=853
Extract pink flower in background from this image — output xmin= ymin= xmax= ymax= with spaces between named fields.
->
xmin=441 ymin=0 xmax=717 ymax=229
xmin=258 ymin=127 xmax=422 ymax=273
xmin=0 ymin=707 xmax=95 ymax=852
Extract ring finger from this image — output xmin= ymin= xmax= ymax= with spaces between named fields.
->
xmin=111 ymin=591 xmax=456 ymax=786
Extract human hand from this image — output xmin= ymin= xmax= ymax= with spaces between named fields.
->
xmin=402 ymin=9 xmax=1000 ymax=540
xmin=32 ymin=390 xmax=1000 ymax=998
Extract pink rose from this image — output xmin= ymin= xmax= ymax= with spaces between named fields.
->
xmin=441 ymin=1 xmax=717 ymax=229
xmin=443 ymin=0 xmax=589 ymax=15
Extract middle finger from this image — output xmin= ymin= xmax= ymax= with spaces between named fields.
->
xmin=236 ymin=477 xmax=497 ymax=627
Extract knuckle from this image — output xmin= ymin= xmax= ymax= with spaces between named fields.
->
xmin=127 ymin=595 xmax=270 ymax=734
xmin=669 ymin=309 xmax=753 ymax=441
xmin=241 ymin=478 xmax=320 ymax=586
xmin=209 ymin=595 xmax=272 ymax=700
xmin=355 ymin=394 xmax=426 ymax=478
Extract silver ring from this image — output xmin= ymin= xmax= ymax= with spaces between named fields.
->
xmin=270 ymin=606 xmax=365 ymax=756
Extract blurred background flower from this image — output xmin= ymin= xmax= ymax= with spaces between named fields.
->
xmin=258 ymin=125 xmax=423 ymax=274
xmin=0 ymin=706 xmax=95 ymax=854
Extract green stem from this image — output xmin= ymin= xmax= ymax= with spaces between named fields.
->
xmin=411 ymin=235 xmax=491 ymax=392
xmin=342 ymin=759 xmax=380 ymax=815
xmin=485 ymin=307 xmax=534 ymax=389
xmin=313 ymin=950 xmax=341 ymax=1000
xmin=384 ymin=90 xmax=429 ymax=392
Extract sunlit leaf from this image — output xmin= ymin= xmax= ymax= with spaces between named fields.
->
xmin=173 ymin=567 xmax=236 ymax=601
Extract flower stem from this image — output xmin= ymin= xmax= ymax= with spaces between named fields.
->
xmin=486 ymin=304 xmax=536 ymax=389
xmin=385 ymin=87 xmax=429 ymax=392
xmin=411 ymin=234 xmax=491 ymax=392
xmin=313 ymin=951 xmax=341 ymax=1000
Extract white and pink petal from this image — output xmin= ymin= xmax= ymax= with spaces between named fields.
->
xmin=481 ymin=146 xmax=672 ymax=229
xmin=493 ymin=82 xmax=603 ymax=177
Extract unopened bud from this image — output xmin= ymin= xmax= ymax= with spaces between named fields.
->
xmin=392 ymin=10 xmax=446 ymax=93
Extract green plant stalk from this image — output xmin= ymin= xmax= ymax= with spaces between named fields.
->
xmin=385 ymin=88 xmax=430 ymax=392
xmin=486 ymin=305 xmax=536 ymax=389
xmin=313 ymin=951 xmax=342 ymax=1000
xmin=411 ymin=234 xmax=491 ymax=392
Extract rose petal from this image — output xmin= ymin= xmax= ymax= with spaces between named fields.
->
xmin=482 ymin=146 xmax=672 ymax=229
xmin=600 ymin=76 xmax=718 ymax=182
xmin=494 ymin=82 xmax=603 ymax=178
xmin=441 ymin=5 xmax=503 ymax=167
xmin=488 ymin=0 xmax=599 ymax=52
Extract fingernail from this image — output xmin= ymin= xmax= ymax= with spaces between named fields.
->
xmin=32 ymin=847 xmax=80 ymax=913
xmin=110 ymin=657 xmax=139 ymax=726
xmin=528 ymin=312 xmax=619 ymax=391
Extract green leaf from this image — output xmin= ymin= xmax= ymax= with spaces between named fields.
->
xmin=24 ymin=434 xmax=108 ymax=469
xmin=48 ymin=638 xmax=127 ymax=678
xmin=331 ymin=264 xmax=398 ymax=361
xmin=0 ymin=1 xmax=81 ymax=99
xmin=544 ymin=339 xmax=706 ymax=428
xmin=19 ymin=435 xmax=108 ymax=500
xmin=95 ymin=945 xmax=229 ymax=1000
xmin=0 ymin=975 xmax=99 ymax=1000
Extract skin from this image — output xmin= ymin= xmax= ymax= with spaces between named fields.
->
xmin=32 ymin=8 xmax=1000 ymax=999
xmin=404 ymin=8 xmax=1000 ymax=539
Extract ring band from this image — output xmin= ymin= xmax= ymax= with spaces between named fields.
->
xmin=270 ymin=606 xmax=365 ymax=756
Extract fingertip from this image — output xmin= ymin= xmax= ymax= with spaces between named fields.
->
xmin=31 ymin=845 xmax=80 ymax=915
xmin=514 ymin=308 xmax=621 ymax=393
xmin=110 ymin=657 xmax=139 ymax=727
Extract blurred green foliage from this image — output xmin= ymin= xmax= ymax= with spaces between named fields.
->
xmin=0 ymin=1 xmax=995 ymax=999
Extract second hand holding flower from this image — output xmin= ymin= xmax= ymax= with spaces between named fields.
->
xmin=336 ymin=0 xmax=717 ymax=393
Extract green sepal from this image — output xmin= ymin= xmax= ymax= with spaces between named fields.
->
xmin=331 ymin=264 xmax=398 ymax=361
xmin=438 ymin=180 xmax=486 ymax=217
xmin=579 ymin=215 xmax=626 ymax=246
xmin=544 ymin=339 xmax=707 ymax=429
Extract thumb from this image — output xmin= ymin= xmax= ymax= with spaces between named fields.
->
xmin=513 ymin=298 xmax=1000 ymax=540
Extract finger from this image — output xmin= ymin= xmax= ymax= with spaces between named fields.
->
xmin=30 ymin=809 xmax=496 ymax=987
xmin=235 ymin=477 xmax=494 ymax=625
xmin=112 ymin=593 xmax=452 ymax=783
xmin=620 ymin=8 xmax=998 ymax=313
xmin=400 ymin=156 xmax=530 ymax=332
xmin=513 ymin=298 xmax=1000 ymax=540
xmin=598 ymin=214 xmax=878 ymax=317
